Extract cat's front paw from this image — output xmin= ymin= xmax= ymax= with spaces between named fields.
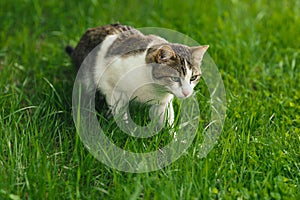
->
xmin=122 ymin=112 xmax=129 ymax=124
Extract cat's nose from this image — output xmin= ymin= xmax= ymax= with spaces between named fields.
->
xmin=182 ymin=90 xmax=190 ymax=97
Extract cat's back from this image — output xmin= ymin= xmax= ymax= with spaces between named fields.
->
xmin=67 ymin=23 xmax=141 ymax=68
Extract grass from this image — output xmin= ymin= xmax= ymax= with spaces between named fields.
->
xmin=1 ymin=0 xmax=299 ymax=199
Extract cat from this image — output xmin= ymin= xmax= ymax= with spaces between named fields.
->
xmin=66 ymin=23 xmax=208 ymax=129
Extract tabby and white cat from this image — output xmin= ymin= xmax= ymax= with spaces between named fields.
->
xmin=67 ymin=23 xmax=208 ymax=128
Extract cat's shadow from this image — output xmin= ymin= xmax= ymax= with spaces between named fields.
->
xmin=95 ymin=91 xmax=151 ymax=127
xmin=94 ymin=91 xmax=176 ymax=152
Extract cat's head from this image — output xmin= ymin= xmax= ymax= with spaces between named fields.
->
xmin=146 ymin=44 xmax=209 ymax=98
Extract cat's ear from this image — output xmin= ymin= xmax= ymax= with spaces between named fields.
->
xmin=191 ymin=45 xmax=209 ymax=65
xmin=156 ymin=45 xmax=175 ymax=63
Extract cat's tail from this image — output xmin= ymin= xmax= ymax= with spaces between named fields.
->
xmin=65 ymin=45 xmax=74 ymax=56
xmin=65 ymin=45 xmax=80 ymax=69
xmin=65 ymin=45 xmax=81 ymax=69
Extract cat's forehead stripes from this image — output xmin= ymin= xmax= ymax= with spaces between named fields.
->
xmin=168 ymin=45 xmax=194 ymax=77
xmin=167 ymin=44 xmax=196 ymax=77
xmin=170 ymin=44 xmax=192 ymax=66
xmin=180 ymin=57 xmax=187 ymax=76
xmin=165 ymin=56 xmax=192 ymax=77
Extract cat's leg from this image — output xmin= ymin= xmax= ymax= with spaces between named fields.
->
xmin=149 ymin=102 xmax=174 ymax=130
xmin=105 ymin=91 xmax=129 ymax=122
xmin=166 ymin=102 xmax=174 ymax=126
xmin=165 ymin=103 xmax=178 ymax=140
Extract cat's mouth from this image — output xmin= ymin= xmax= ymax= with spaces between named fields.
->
xmin=176 ymin=94 xmax=190 ymax=99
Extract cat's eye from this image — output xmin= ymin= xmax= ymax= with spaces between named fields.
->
xmin=190 ymin=75 xmax=199 ymax=82
xmin=170 ymin=77 xmax=181 ymax=82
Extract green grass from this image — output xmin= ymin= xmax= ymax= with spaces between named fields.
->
xmin=1 ymin=0 xmax=300 ymax=199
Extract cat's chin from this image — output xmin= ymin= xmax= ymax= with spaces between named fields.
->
xmin=174 ymin=94 xmax=192 ymax=99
